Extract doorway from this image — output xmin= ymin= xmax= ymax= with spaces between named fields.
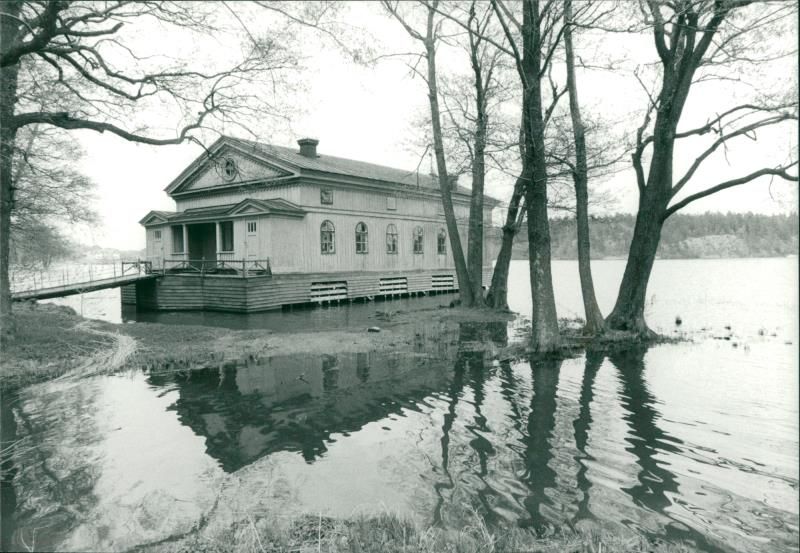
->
xmin=187 ymin=223 xmax=216 ymax=269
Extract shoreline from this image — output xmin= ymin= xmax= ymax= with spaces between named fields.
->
xmin=0 ymin=300 xmax=679 ymax=391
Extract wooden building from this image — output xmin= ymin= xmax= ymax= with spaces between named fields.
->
xmin=127 ymin=136 xmax=500 ymax=312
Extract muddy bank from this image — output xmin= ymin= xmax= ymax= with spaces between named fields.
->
xmin=1 ymin=301 xmax=518 ymax=387
xmin=2 ymin=300 xmax=687 ymax=387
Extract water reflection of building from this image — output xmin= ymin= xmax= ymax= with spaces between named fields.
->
xmin=149 ymin=326 xmax=467 ymax=472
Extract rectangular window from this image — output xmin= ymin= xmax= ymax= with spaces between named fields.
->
xmin=154 ymin=230 xmax=162 ymax=241
xmin=386 ymin=196 xmax=397 ymax=210
xmin=320 ymin=188 xmax=333 ymax=205
xmin=246 ymin=221 xmax=257 ymax=234
xmin=171 ymin=225 xmax=184 ymax=253
xmin=220 ymin=221 xmax=234 ymax=252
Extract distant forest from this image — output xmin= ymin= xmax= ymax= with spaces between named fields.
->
xmin=492 ymin=212 xmax=799 ymax=260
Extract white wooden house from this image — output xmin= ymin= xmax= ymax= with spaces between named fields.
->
xmin=128 ymin=136 xmax=499 ymax=312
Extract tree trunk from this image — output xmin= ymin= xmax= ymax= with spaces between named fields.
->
xmin=487 ymin=176 xmax=526 ymax=310
xmin=423 ymin=8 xmax=475 ymax=306
xmin=574 ymin=187 xmax=605 ymax=333
xmin=607 ymin=126 xmax=675 ymax=336
xmin=564 ymin=0 xmax=604 ymax=335
xmin=523 ymin=0 xmax=560 ymax=352
xmin=466 ymin=19 xmax=489 ymax=308
xmin=0 ymin=2 xmax=22 ymax=344
xmin=466 ymin=117 xmax=486 ymax=307
xmin=604 ymin=199 xmax=664 ymax=336
xmin=525 ymin=171 xmax=560 ymax=351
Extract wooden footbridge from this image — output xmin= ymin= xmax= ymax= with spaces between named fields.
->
xmin=11 ymin=261 xmax=159 ymax=301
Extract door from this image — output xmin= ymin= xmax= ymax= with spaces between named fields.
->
xmin=244 ymin=219 xmax=263 ymax=270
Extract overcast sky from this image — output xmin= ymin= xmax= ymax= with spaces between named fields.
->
xmin=69 ymin=2 xmax=798 ymax=251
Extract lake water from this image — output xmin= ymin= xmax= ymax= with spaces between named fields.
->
xmin=3 ymin=259 xmax=798 ymax=552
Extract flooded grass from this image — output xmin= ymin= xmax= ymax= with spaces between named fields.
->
xmin=145 ymin=512 xmax=697 ymax=553
xmin=2 ymin=301 xmax=684 ymax=390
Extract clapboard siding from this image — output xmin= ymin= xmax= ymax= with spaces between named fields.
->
xmin=130 ymin=266 xmax=493 ymax=313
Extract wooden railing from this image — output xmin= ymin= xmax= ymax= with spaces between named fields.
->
xmin=158 ymin=258 xmax=271 ymax=277
xmin=10 ymin=260 xmax=154 ymax=294
xmin=121 ymin=260 xmax=153 ymax=276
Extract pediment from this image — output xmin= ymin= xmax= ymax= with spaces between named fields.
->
xmin=231 ymin=204 xmax=266 ymax=215
xmin=169 ymin=144 xmax=294 ymax=196
xmin=139 ymin=211 xmax=174 ymax=226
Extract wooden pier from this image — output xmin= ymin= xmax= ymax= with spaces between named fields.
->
xmin=11 ymin=261 xmax=159 ymax=301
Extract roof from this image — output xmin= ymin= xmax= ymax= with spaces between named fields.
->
xmin=163 ymin=135 xmax=503 ymax=206
xmin=140 ymin=198 xmax=305 ymax=226
xmin=225 ymin=137 xmax=498 ymax=203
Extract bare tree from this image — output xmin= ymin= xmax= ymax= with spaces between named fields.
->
xmin=605 ymin=0 xmax=799 ymax=336
xmin=435 ymin=1 xmax=522 ymax=309
xmin=486 ymin=84 xmax=567 ymax=311
xmin=0 ymin=1 xmax=297 ymax=341
xmin=563 ymin=0 xmax=605 ymax=334
xmin=10 ymin=125 xmax=97 ymax=268
xmin=383 ymin=0 xmax=479 ymax=306
xmin=489 ymin=0 xmax=567 ymax=351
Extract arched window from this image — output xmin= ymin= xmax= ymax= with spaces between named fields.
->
xmin=320 ymin=220 xmax=335 ymax=254
xmin=437 ymin=228 xmax=447 ymax=254
xmin=386 ymin=224 xmax=398 ymax=254
xmin=413 ymin=226 xmax=424 ymax=254
xmin=355 ymin=222 xmax=368 ymax=254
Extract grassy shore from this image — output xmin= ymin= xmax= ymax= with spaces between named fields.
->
xmin=0 ymin=301 xmax=117 ymax=389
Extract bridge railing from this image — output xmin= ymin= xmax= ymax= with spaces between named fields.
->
xmin=157 ymin=258 xmax=271 ymax=277
xmin=121 ymin=260 xmax=152 ymax=276
xmin=10 ymin=261 xmax=153 ymax=294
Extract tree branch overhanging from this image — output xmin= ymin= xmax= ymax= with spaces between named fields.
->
xmin=663 ymin=163 xmax=798 ymax=220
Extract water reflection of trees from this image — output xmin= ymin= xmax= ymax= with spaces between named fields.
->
xmin=608 ymin=347 xmax=683 ymax=513
xmin=433 ymin=322 xmax=506 ymax=526
xmin=608 ymin=347 xmax=724 ymax=552
xmin=572 ymin=350 xmax=603 ymax=523
xmin=3 ymin=383 xmax=103 ymax=552
xmin=518 ymin=356 xmax=563 ymax=535
xmin=145 ymin=324 xmax=723 ymax=549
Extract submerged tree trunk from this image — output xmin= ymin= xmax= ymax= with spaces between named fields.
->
xmin=0 ymin=2 xmax=22 ymax=344
xmin=564 ymin=0 xmax=604 ymax=335
xmin=522 ymin=0 xmax=560 ymax=352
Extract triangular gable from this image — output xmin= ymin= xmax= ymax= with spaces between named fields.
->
xmin=225 ymin=198 xmax=305 ymax=218
xmin=165 ymin=138 xmax=297 ymax=196
xmin=139 ymin=210 xmax=174 ymax=226
xmin=227 ymin=199 xmax=270 ymax=216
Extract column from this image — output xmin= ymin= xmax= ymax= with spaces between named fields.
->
xmin=215 ymin=221 xmax=222 ymax=256
xmin=182 ymin=224 xmax=189 ymax=261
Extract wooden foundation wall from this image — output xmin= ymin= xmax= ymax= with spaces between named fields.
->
xmin=122 ymin=267 xmax=493 ymax=313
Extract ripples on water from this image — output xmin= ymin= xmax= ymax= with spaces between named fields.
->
xmin=3 ymin=327 xmax=798 ymax=552
xmin=4 ymin=259 xmax=798 ymax=552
